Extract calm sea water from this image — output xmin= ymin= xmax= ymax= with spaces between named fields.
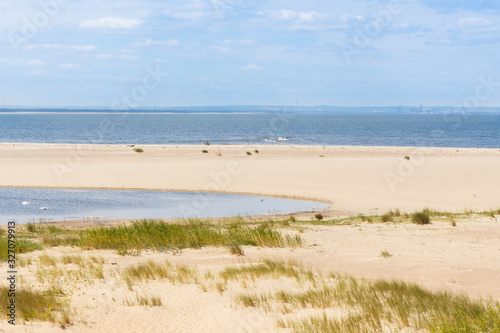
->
xmin=0 ymin=113 xmax=499 ymax=147
xmin=0 ymin=188 xmax=328 ymax=225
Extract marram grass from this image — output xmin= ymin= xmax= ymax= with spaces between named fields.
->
xmin=0 ymin=285 xmax=68 ymax=324
xmin=78 ymin=219 xmax=302 ymax=251
xmin=232 ymin=261 xmax=500 ymax=333
xmin=0 ymin=236 xmax=43 ymax=262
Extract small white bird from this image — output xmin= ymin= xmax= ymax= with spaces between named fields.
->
xmin=22 ymin=199 xmax=31 ymax=206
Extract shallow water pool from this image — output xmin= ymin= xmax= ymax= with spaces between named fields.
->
xmin=0 ymin=188 xmax=329 ymax=225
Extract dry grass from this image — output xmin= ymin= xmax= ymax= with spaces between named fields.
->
xmin=0 ymin=285 xmax=69 ymax=324
xmin=228 ymin=262 xmax=500 ymax=333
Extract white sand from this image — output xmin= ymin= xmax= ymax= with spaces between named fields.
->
xmin=1 ymin=143 xmax=499 ymax=332
xmin=1 ymin=143 xmax=499 ymax=214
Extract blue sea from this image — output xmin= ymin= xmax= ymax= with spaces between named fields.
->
xmin=0 ymin=113 xmax=499 ymax=148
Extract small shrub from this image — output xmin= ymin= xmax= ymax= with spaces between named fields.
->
xmin=26 ymin=223 xmax=37 ymax=232
xmin=412 ymin=211 xmax=431 ymax=225
xmin=47 ymin=225 xmax=63 ymax=233
xmin=246 ymin=151 xmax=252 ymax=155
xmin=288 ymin=215 xmax=296 ymax=223
xmin=280 ymin=219 xmax=290 ymax=227
xmin=133 ymin=148 xmax=144 ymax=153
xmin=404 ymin=156 xmax=410 ymax=160
xmin=315 ymin=213 xmax=323 ymax=221
xmin=202 ymin=150 xmax=208 ymax=153
xmin=254 ymin=150 xmax=259 ymax=154
xmin=381 ymin=211 xmax=394 ymax=223
xmin=380 ymin=250 xmax=392 ymax=258
xmin=319 ymin=155 xmax=325 ymax=157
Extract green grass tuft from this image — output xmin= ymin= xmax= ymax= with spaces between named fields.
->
xmin=412 ymin=210 xmax=431 ymax=225
xmin=77 ymin=220 xmax=301 ymax=252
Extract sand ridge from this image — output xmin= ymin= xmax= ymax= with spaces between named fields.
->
xmin=1 ymin=143 xmax=499 ymax=214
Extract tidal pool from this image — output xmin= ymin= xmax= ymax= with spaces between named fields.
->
xmin=0 ymin=188 xmax=329 ymax=225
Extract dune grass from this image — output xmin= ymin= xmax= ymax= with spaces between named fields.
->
xmin=228 ymin=261 xmax=500 ymax=333
xmin=0 ymin=285 xmax=68 ymax=324
xmin=0 ymin=236 xmax=43 ymax=261
xmin=122 ymin=260 xmax=200 ymax=290
xmin=219 ymin=259 xmax=314 ymax=283
xmin=412 ymin=210 xmax=431 ymax=225
xmin=78 ymin=220 xmax=302 ymax=252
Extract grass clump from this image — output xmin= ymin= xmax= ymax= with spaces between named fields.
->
xmin=219 ymin=259 xmax=311 ymax=283
xmin=26 ymin=223 xmax=37 ymax=232
xmin=380 ymin=211 xmax=394 ymax=222
xmin=228 ymin=243 xmax=244 ymax=256
xmin=136 ymin=294 xmax=162 ymax=307
xmin=122 ymin=260 xmax=199 ymax=288
xmin=0 ymin=237 xmax=43 ymax=261
xmin=133 ymin=147 xmax=143 ymax=153
xmin=268 ymin=271 xmax=500 ymax=333
xmin=314 ymin=213 xmax=324 ymax=221
xmin=246 ymin=151 xmax=252 ymax=155
xmin=60 ymin=255 xmax=85 ymax=266
xmin=412 ymin=210 xmax=431 ymax=225
xmin=0 ymin=285 xmax=68 ymax=324
xmin=202 ymin=150 xmax=208 ymax=153
xmin=380 ymin=250 xmax=392 ymax=258
xmin=78 ymin=220 xmax=301 ymax=252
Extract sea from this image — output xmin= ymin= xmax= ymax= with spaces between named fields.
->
xmin=1 ymin=112 xmax=499 ymax=223
xmin=0 ymin=112 xmax=499 ymax=148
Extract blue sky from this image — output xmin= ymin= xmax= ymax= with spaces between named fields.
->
xmin=1 ymin=0 xmax=499 ymax=107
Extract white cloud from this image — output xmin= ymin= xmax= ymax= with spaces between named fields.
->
xmin=25 ymin=70 xmax=45 ymax=76
xmin=59 ymin=64 xmax=80 ymax=69
xmin=166 ymin=10 xmax=212 ymax=20
xmin=24 ymin=44 xmax=96 ymax=52
xmin=120 ymin=54 xmax=139 ymax=60
xmin=445 ymin=16 xmax=500 ymax=45
xmin=457 ymin=17 xmax=492 ymax=27
xmin=134 ymin=39 xmax=180 ymax=46
xmin=96 ymin=54 xmax=139 ymax=60
xmin=97 ymin=54 xmax=114 ymax=59
xmin=240 ymin=39 xmax=257 ymax=45
xmin=27 ymin=60 xmax=45 ymax=66
xmin=260 ymin=10 xmax=329 ymax=23
xmin=239 ymin=64 xmax=262 ymax=71
xmin=80 ymin=17 xmax=143 ymax=29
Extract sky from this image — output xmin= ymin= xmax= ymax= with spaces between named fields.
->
xmin=0 ymin=0 xmax=499 ymax=107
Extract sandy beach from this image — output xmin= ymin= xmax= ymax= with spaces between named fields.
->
xmin=1 ymin=143 xmax=500 ymax=214
xmin=1 ymin=143 xmax=500 ymax=332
